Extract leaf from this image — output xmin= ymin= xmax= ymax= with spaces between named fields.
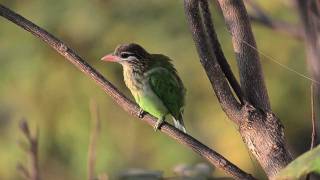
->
xmin=276 ymin=145 xmax=320 ymax=180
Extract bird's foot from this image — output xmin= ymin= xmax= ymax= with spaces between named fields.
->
xmin=138 ymin=108 xmax=145 ymax=118
xmin=154 ymin=118 xmax=164 ymax=131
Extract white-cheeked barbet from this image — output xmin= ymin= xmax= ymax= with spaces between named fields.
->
xmin=101 ymin=43 xmax=186 ymax=133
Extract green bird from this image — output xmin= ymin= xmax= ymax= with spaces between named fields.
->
xmin=101 ymin=43 xmax=186 ymax=133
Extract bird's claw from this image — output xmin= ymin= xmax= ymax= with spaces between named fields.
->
xmin=138 ymin=108 xmax=145 ymax=118
xmin=154 ymin=118 xmax=164 ymax=131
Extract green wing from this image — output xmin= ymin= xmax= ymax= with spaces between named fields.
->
xmin=148 ymin=67 xmax=185 ymax=119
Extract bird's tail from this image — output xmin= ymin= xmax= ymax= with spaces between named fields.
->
xmin=173 ymin=113 xmax=187 ymax=133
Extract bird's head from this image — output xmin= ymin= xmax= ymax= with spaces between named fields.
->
xmin=101 ymin=43 xmax=150 ymax=65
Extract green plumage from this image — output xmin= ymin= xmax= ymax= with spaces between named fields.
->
xmin=104 ymin=43 xmax=186 ymax=132
xmin=148 ymin=54 xmax=185 ymax=120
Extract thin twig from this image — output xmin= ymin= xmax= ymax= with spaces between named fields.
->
xmin=307 ymin=83 xmax=318 ymax=180
xmin=0 ymin=4 xmax=255 ymax=180
xmin=310 ymin=83 xmax=318 ymax=149
xmin=87 ymin=99 xmax=101 ymax=180
xmin=18 ymin=119 xmax=40 ymax=180
xmin=244 ymin=0 xmax=303 ymax=39
xmin=296 ymin=0 xmax=320 ymax=148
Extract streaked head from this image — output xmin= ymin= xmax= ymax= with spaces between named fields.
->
xmin=101 ymin=43 xmax=150 ymax=64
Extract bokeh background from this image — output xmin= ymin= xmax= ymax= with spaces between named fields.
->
xmin=0 ymin=0 xmax=311 ymax=179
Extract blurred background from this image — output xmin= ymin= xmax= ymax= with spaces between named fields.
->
xmin=0 ymin=0 xmax=311 ymax=179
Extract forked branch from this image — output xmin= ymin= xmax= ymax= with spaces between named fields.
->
xmin=0 ymin=4 xmax=255 ymax=180
xmin=199 ymin=0 xmax=244 ymax=104
xmin=184 ymin=0 xmax=242 ymax=123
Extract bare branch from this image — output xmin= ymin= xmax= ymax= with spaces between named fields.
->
xmin=183 ymin=0 xmax=242 ymax=123
xmin=217 ymin=0 xmax=271 ymax=111
xmin=245 ymin=0 xmax=303 ymax=39
xmin=0 ymin=4 xmax=255 ymax=180
xmin=199 ymin=0 xmax=244 ymax=104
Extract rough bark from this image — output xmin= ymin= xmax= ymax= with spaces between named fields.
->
xmin=239 ymin=104 xmax=292 ymax=178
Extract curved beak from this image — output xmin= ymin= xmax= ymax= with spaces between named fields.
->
xmin=101 ymin=54 xmax=120 ymax=62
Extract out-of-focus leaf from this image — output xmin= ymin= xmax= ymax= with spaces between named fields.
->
xmin=276 ymin=145 xmax=320 ymax=180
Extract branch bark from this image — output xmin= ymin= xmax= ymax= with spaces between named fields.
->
xmin=0 ymin=4 xmax=255 ymax=180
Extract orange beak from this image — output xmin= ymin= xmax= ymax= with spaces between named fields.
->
xmin=101 ymin=54 xmax=120 ymax=62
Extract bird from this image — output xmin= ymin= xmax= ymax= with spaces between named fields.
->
xmin=101 ymin=43 xmax=187 ymax=133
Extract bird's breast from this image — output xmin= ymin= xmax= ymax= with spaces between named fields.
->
xmin=123 ymin=65 xmax=145 ymax=94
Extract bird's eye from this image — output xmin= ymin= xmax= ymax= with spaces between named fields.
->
xmin=120 ymin=52 xmax=131 ymax=59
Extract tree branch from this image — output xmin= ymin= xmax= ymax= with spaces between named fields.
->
xmin=183 ymin=0 xmax=242 ymax=123
xmin=199 ymin=0 xmax=244 ymax=104
xmin=244 ymin=0 xmax=303 ymax=40
xmin=0 ymin=4 xmax=255 ymax=180
xmin=217 ymin=0 xmax=271 ymax=111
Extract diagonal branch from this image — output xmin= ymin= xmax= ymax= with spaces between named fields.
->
xmin=217 ymin=0 xmax=271 ymax=111
xmin=199 ymin=0 xmax=244 ymax=104
xmin=0 ymin=4 xmax=255 ymax=180
xmin=184 ymin=0 xmax=242 ymax=123
xmin=244 ymin=0 xmax=303 ymax=40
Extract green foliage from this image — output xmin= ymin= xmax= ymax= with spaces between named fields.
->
xmin=276 ymin=145 xmax=320 ymax=180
